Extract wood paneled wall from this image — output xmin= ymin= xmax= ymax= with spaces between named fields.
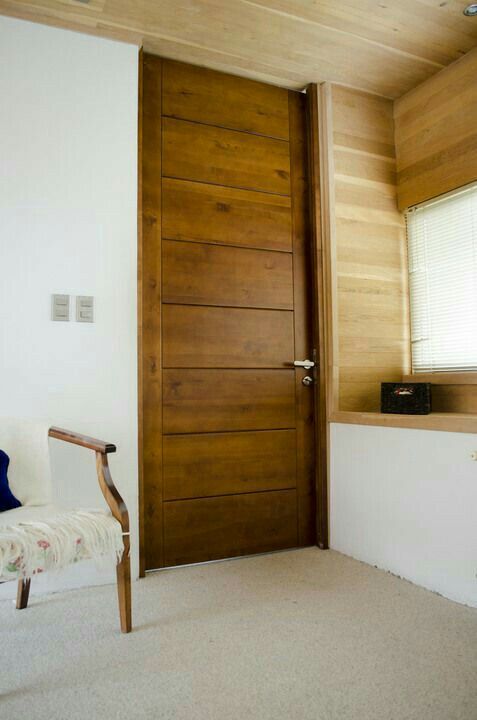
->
xmin=431 ymin=385 xmax=477 ymax=414
xmin=328 ymin=85 xmax=410 ymax=412
xmin=4 ymin=0 xmax=477 ymax=98
xmin=394 ymin=47 xmax=477 ymax=212
xmin=394 ymin=50 xmax=477 ymax=414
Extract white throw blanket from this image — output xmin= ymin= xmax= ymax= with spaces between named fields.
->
xmin=0 ymin=510 xmax=124 ymax=581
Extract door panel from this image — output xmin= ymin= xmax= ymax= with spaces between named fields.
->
xmin=162 ymin=178 xmax=292 ymax=252
xmin=163 ymin=490 xmax=298 ymax=567
xmin=163 ymin=430 xmax=296 ymax=501
xmin=162 ymin=239 xmax=294 ymax=309
xmin=163 ymin=369 xmax=296 ymax=434
xmin=141 ymin=55 xmax=316 ymax=569
xmin=162 ymin=305 xmax=294 ymax=368
xmin=163 ymin=117 xmax=291 ymax=195
xmin=162 ymin=59 xmax=290 ymax=139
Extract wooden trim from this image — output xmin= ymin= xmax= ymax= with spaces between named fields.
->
xmin=140 ymin=53 xmax=164 ymax=571
xmin=137 ymin=46 xmax=145 ymax=578
xmin=306 ymin=83 xmax=329 ymax=549
xmin=48 ymin=427 xmax=116 ymax=454
xmin=330 ymin=410 xmax=477 ymax=434
xmin=403 ymin=372 xmax=477 ymax=385
xmin=317 ymin=82 xmax=339 ymax=416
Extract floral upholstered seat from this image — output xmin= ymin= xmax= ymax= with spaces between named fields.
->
xmin=0 ymin=505 xmax=123 ymax=582
xmin=0 ymin=419 xmax=131 ymax=633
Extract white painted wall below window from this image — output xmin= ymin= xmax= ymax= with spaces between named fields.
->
xmin=331 ymin=423 xmax=477 ymax=607
xmin=0 ymin=16 xmax=138 ymax=598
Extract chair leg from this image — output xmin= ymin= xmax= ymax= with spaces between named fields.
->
xmin=116 ymin=545 xmax=131 ymax=633
xmin=16 ymin=578 xmax=31 ymax=610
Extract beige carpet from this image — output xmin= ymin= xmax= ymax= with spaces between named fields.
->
xmin=1 ymin=548 xmax=476 ymax=720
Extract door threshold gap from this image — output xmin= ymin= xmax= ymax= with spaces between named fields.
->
xmin=145 ymin=546 xmax=311 ymax=574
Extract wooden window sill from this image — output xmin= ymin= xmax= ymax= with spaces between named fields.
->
xmin=402 ymin=372 xmax=477 ymax=385
xmin=329 ymin=410 xmax=477 ymax=434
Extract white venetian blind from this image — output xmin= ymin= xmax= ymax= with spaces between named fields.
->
xmin=406 ymin=183 xmax=477 ymax=373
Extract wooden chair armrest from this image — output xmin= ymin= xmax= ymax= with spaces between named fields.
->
xmin=49 ymin=427 xmax=116 ymax=454
xmin=48 ymin=426 xmax=129 ymax=534
xmin=95 ymin=452 xmax=130 ymax=534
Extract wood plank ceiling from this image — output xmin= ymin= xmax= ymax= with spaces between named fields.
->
xmin=1 ymin=0 xmax=477 ymax=97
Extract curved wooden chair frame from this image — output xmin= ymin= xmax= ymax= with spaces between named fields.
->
xmin=16 ymin=426 xmax=131 ymax=633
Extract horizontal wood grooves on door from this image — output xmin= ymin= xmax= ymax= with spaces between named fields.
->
xmin=163 ymin=369 xmax=296 ymax=434
xmin=162 ymin=59 xmax=290 ymax=140
xmin=162 ymin=239 xmax=294 ymax=310
xmin=162 ymin=178 xmax=292 ymax=253
xmin=163 ymin=305 xmax=294 ymax=368
xmin=163 ymin=489 xmax=298 ymax=567
xmin=163 ymin=429 xmax=297 ymax=500
xmin=142 ymin=56 xmax=316 ymax=570
xmin=162 ymin=118 xmax=291 ymax=196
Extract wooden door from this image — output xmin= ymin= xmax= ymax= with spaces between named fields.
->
xmin=140 ymin=56 xmax=316 ymax=569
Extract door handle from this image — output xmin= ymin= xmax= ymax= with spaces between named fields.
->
xmin=293 ymin=359 xmax=315 ymax=370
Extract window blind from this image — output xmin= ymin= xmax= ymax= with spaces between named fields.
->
xmin=406 ymin=183 xmax=477 ymax=373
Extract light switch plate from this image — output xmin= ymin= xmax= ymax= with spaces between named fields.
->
xmin=51 ymin=294 xmax=70 ymax=322
xmin=76 ymin=295 xmax=94 ymax=323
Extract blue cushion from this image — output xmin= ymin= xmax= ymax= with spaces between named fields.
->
xmin=0 ymin=450 xmax=21 ymax=512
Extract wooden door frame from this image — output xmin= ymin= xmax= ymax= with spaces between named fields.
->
xmin=138 ymin=48 xmax=144 ymax=576
xmin=137 ymin=56 xmax=331 ymax=575
xmin=138 ymin=50 xmax=165 ymax=577
xmin=306 ymin=83 xmax=335 ymax=551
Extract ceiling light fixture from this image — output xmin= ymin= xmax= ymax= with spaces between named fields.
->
xmin=464 ymin=3 xmax=477 ymax=16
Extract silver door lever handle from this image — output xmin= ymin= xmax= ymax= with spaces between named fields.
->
xmin=293 ymin=359 xmax=315 ymax=370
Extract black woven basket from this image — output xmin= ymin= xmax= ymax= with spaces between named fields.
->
xmin=381 ymin=382 xmax=431 ymax=415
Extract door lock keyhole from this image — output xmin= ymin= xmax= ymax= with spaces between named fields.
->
xmin=302 ymin=375 xmax=313 ymax=387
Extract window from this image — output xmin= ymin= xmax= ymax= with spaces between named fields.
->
xmin=406 ymin=183 xmax=477 ymax=373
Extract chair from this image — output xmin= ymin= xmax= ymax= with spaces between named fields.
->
xmin=0 ymin=420 xmax=131 ymax=633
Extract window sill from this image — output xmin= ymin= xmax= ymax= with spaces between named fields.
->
xmin=329 ymin=410 xmax=477 ymax=434
xmin=402 ymin=372 xmax=477 ymax=385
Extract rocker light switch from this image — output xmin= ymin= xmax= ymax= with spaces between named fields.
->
xmin=76 ymin=295 xmax=94 ymax=323
xmin=51 ymin=294 xmax=70 ymax=322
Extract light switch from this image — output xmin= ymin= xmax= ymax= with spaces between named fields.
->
xmin=76 ymin=295 xmax=94 ymax=323
xmin=51 ymin=294 xmax=70 ymax=322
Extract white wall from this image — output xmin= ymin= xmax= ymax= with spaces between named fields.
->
xmin=331 ymin=423 xmax=477 ymax=607
xmin=0 ymin=17 xmax=138 ymax=598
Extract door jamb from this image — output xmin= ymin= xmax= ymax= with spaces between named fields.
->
xmin=138 ymin=51 xmax=164 ymax=576
xmin=138 ymin=48 xmax=145 ymax=577
xmin=306 ymin=83 xmax=337 ymax=550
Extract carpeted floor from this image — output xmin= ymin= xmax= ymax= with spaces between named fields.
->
xmin=1 ymin=548 xmax=476 ymax=720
